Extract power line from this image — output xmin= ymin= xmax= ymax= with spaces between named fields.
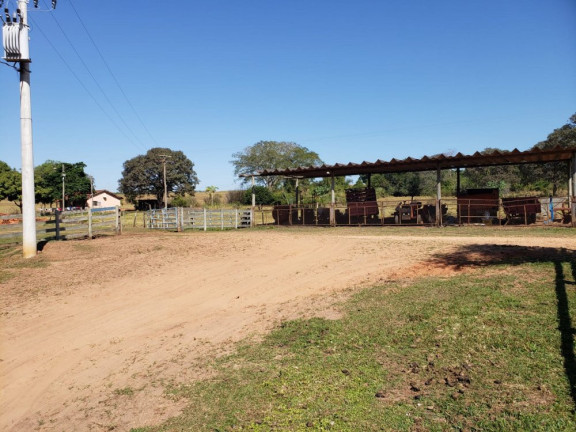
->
xmin=68 ymin=0 xmax=161 ymax=148
xmin=39 ymin=0 xmax=147 ymax=150
xmin=28 ymin=14 xmax=145 ymax=151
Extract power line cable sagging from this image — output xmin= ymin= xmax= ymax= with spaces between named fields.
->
xmin=67 ymin=0 xmax=160 ymax=148
xmin=37 ymin=0 xmax=149 ymax=151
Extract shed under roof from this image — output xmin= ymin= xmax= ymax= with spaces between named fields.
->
xmin=244 ymin=146 xmax=576 ymax=179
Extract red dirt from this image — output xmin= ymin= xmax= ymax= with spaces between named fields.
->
xmin=1 ymin=229 xmax=575 ymax=431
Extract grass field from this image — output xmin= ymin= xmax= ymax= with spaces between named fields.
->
xmin=126 ymin=243 xmax=576 ymax=431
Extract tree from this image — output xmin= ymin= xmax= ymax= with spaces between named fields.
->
xmin=460 ymin=148 xmax=522 ymax=195
xmin=119 ymin=148 xmax=198 ymax=207
xmin=360 ymin=172 xmax=422 ymax=198
xmin=231 ymin=141 xmax=323 ymax=190
xmin=525 ymin=113 xmax=576 ymax=195
xmin=0 ymin=162 xmax=23 ymax=212
xmin=241 ymin=185 xmax=278 ymax=205
xmin=205 ymin=186 xmax=218 ymax=206
xmin=34 ymin=161 xmax=91 ymax=207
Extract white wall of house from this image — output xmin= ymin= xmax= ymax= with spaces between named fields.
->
xmin=87 ymin=192 xmax=122 ymax=209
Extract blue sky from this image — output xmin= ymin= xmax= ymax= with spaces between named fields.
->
xmin=1 ymin=0 xmax=575 ymax=192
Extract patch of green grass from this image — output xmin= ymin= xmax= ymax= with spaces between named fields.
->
xmin=114 ymin=387 xmax=135 ymax=396
xmin=133 ymin=256 xmax=576 ymax=431
xmin=0 ymin=244 xmax=48 ymax=283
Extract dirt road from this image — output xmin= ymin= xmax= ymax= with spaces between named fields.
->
xmin=1 ymin=229 xmax=575 ymax=431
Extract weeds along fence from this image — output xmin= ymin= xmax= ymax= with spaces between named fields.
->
xmin=0 ymin=207 xmax=121 ymax=244
xmin=144 ymin=208 xmax=252 ymax=231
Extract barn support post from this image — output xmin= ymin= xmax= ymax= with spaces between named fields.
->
xmin=456 ymin=167 xmax=461 ymax=223
xmin=571 ymin=153 xmax=576 ymax=227
xmin=295 ymin=178 xmax=300 ymax=224
xmin=251 ymin=176 xmax=256 ymax=227
xmin=295 ymin=178 xmax=299 ymax=206
xmin=436 ymin=165 xmax=442 ymax=227
xmin=330 ymin=174 xmax=336 ymax=226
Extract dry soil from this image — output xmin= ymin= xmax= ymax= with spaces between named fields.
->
xmin=1 ymin=228 xmax=575 ymax=431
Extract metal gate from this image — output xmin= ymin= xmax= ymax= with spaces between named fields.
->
xmin=145 ymin=208 xmax=252 ymax=231
xmin=146 ymin=208 xmax=179 ymax=229
xmin=183 ymin=209 xmax=252 ymax=230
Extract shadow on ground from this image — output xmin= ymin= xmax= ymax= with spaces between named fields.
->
xmin=430 ymin=244 xmax=576 ymax=410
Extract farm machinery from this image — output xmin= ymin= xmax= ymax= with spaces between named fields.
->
xmin=501 ymin=197 xmax=541 ymax=224
xmin=344 ymin=187 xmax=379 ymax=223
xmin=393 ymin=201 xmax=447 ymax=225
xmin=457 ymin=188 xmax=541 ymax=225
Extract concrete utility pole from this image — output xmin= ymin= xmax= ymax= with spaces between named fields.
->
xmin=2 ymin=1 xmax=37 ymax=257
xmin=159 ymin=155 xmax=171 ymax=210
xmin=3 ymin=1 xmax=58 ymax=257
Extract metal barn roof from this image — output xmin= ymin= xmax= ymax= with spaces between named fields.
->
xmin=244 ymin=146 xmax=576 ymax=179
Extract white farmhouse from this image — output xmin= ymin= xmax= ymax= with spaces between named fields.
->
xmin=87 ymin=190 xmax=122 ymax=209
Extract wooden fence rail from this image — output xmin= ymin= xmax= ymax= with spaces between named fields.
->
xmin=0 ymin=207 xmax=121 ymax=244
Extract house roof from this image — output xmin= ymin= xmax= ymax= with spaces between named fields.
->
xmin=241 ymin=146 xmax=576 ymax=179
xmin=92 ymin=190 xmax=122 ymax=200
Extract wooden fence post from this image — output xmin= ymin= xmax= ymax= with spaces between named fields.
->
xmin=55 ymin=210 xmax=61 ymax=240
xmin=88 ymin=208 xmax=93 ymax=239
xmin=115 ymin=207 xmax=121 ymax=234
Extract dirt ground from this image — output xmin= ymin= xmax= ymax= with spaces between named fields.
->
xmin=1 ymin=228 xmax=576 ymax=431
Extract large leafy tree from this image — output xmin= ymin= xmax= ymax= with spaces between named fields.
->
xmin=0 ymin=161 xmax=23 ymax=212
xmin=231 ymin=141 xmax=323 ymax=190
xmin=119 ymin=147 xmax=198 ymax=206
xmin=359 ymin=172 xmax=423 ymax=198
xmin=34 ymin=161 xmax=91 ymax=206
xmin=523 ymin=113 xmax=576 ymax=195
xmin=460 ymin=148 xmax=522 ymax=194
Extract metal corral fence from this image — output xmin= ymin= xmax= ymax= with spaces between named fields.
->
xmin=145 ymin=208 xmax=252 ymax=231
xmin=249 ymin=196 xmax=574 ymax=227
xmin=0 ymin=206 xmax=122 ymax=244
xmin=141 ymin=197 xmax=574 ymax=231
xmin=250 ymin=200 xmax=442 ymax=227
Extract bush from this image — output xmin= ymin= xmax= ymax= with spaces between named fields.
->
xmin=242 ymin=186 xmax=278 ymax=205
xmin=203 ymin=195 xmax=221 ymax=206
xmin=227 ymin=190 xmax=245 ymax=204
xmin=171 ymin=194 xmax=191 ymax=207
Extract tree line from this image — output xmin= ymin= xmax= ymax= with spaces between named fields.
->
xmin=232 ymin=114 xmax=576 ymax=204
xmin=1 ymin=114 xmax=575 ymax=211
xmin=0 ymin=160 xmax=92 ymax=212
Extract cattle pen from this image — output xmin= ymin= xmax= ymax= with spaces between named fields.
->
xmin=241 ymin=146 xmax=576 ymax=228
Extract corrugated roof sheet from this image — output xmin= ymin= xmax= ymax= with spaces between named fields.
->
xmin=242 ymin=146 xmax=576 ymax=179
